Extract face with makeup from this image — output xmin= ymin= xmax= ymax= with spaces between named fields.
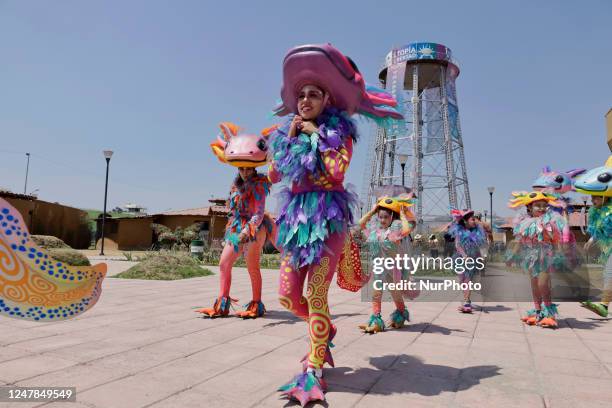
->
xmin=297 ymin=85 xmax=327 ymax=120
xmin=591 ymin=196 xmax=606 ymax=208
xmin=377 ymin=208 xmax=394 ymax=229
xmin=238 ymin=167 xmax=255 ymax=181
xmin=528 ymin=200 xmax=548 ymax=217
xmin=465 ymin=216 xmax=477 ymax=229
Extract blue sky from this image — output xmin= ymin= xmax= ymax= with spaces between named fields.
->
xmin=1 ymin=0 xmax=610 ymax=217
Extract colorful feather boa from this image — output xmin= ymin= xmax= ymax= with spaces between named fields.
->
xmin=505 ymin=210 xmax=571 ymax=277
xmin=448 ymin=223 xmax=486 ymax=258
xmin=271 ymin=108 xmax=358 ymax=267
xmin=271 ymin=107 xmax=356 ymax=185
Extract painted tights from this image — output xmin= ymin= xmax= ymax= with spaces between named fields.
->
xmin=218 ymin=228 xmax=266 ymax=301
xmin=278 ymin=231 xmax=346 ymax=369
xmin=372 ymin=270 xmax=405 ymax=315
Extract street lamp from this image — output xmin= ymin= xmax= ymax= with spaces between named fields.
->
xmin=397 ymin=154 xmax=409 ymax=186
xmin=487 ymin=186 xmax=495 ymax=233
xmin=581 ymin=195 xmax=589 ymax=263
xmin=100 ymin=150 xmax=114 ymax=256
xmin=24 ymin=153 xmax=31 ymax=195
xmin=581 ymin=195 xmax=590 ymax=229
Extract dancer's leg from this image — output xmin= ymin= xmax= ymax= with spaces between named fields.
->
xmin=219 ymin=243 xmax=242 ymax=297
xmin=278 ymin=253 xmax=309 ymax=320
xmin=305 ymin=232 xmax=345 ymax=369
xmin=244 ymin=229 xmax=266 ymax=302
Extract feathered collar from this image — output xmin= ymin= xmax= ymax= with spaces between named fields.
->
xmin=512 ymin=210 xmax=566 ymax=241
xmin=271 ymin=107 xmax=356 ymax=183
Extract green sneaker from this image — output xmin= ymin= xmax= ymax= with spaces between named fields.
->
xmin=580 ymin=301 xmax=609 ymax=317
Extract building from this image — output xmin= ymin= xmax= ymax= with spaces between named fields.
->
xmin=1 ymin=190 xmax=91 ymax=249
xmin=95 ymin=198 xmax=229 ymax=250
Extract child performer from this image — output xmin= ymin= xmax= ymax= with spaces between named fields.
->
xmin=506 ymin=191 xmax=568 ymax=328
xmin=576 ymin=156 xmax=612 ymax=317
xmin=448 ymin=209 xmax=487 ymax=313
xmin=356 ymin=196 xmax=416 ymax=333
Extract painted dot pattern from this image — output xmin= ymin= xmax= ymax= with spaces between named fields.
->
xmin=0 ymin=202 xmax=106 ymax=321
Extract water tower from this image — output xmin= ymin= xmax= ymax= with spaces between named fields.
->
xmin=362 ymin=42 xmax=472 ymax=231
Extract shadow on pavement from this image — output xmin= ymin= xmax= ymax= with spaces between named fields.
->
xmin=262 ymin=311 xmax=361 ymax=328
xmin=406 ymin=322 xmax=466 ymax=336
xmin=326 ymin=354 xmax=500 ymax=397
xmin=563 ymin=316 xmax=612 ymax=330
xmin=477 ymin=304 xmax=514 ymax=313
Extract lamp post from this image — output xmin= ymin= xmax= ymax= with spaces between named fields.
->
xmin=487 ymin=186 xmax=495 ymax=235
xmin=100 ymin=150 xmax=114 ymax=256
xmin=581 ymin=195 xmax=589 ymax=263
xmin=24 ymin=153 xmax=31 ymax=195
xmin=581 ymin=196 xmax=589 ymax=227
xmin=397 ymin=154 xmax=409 ymax=186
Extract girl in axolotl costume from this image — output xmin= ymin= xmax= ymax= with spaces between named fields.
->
xmin=576 ymin=156 xmax=612 ymax=317
xmin=269 ymin=43 xmax=403 ymax=406
xmin=196 ymin=123 xmax=277 ymax=319
xmin=448 ymin=209 xmax=487 ymax=313
xmin=505 ymin=191 xmax=569 ymax=328
xmin=356 ymin=195 xmax=417 ymax=333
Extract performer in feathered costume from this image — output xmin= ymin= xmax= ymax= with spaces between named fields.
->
xmin=532 ymin=166 xmax=586 ymax=269
xmin=0 ymin=198 xmax=106 ymax=321
xmin=448 ymin=209 xmax=487 ymax=313
xmin=505 ymin=191 xmax=569 ymax=328
xmin=270 ymin=43 xmax=403 ymax=406
xmin=356 ymin=195 xmax=416 ymax=333
xmin=196 ymin=123 xmax=276 ymax=319
xmin=576 ymin=156 xmax=612 ymax=317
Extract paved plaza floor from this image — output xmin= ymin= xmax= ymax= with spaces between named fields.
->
xmin=0 ymin=265 xmax=611 ymax=408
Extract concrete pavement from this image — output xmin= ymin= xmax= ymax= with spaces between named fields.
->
xmin=0 ymin=265 xmax=611 ymax=407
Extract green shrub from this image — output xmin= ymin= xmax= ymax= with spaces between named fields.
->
xmin=115 ymin=251 xmax=213 ymax=280
xmin=47 ymin=248 xmax=91 ymax=266
xmin=201 ymin=251 xmax=281 ymax=269
xmin=31 ymin=235 xmax=70 ymax=249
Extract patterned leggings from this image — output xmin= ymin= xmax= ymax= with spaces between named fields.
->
xmin=218 ymin=228 xmax=266 ymax=301
xmin=278 ymin=231 xmax=346 ymax=369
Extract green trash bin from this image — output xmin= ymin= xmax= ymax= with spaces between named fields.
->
xmin=190 ymin=239 xmax=204 ymax=260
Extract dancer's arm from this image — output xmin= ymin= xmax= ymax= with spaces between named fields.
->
xmin=268 ymin=162 xmax=281 ymax=183
xmin=320 ymin=138 xmax=353 ymax=183
xmin=239 ymin=182 xmax=268 ymax=242
xmin=388 ymin=210 xmax=415 ymax=242
xmin=359 ymin=202 xmax=378 ymax=230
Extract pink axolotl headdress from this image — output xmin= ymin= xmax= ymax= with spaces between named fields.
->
xmin=532 ymin=166 xmax=586 ymax=194
xmin=210 ymin=122 xmax=278 ymax=168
